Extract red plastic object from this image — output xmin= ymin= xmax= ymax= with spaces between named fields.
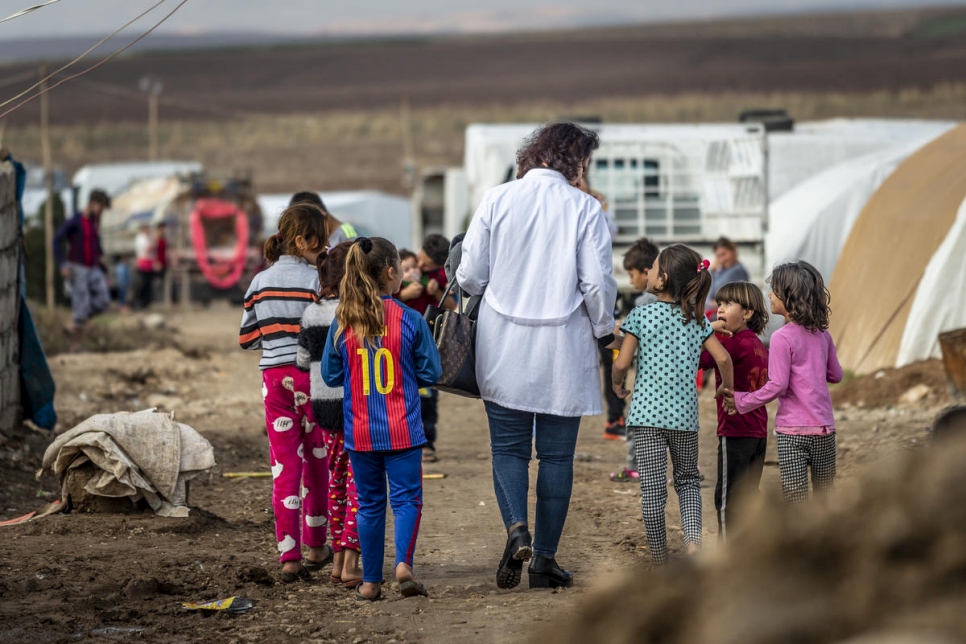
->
xmin=190 ymin=199 xmax=250 ymax=290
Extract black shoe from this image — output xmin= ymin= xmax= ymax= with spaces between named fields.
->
xmin=496 ymin=525 xmax=533 ymax=589
xmin=528 ymin=555 xmax=573 ymax=589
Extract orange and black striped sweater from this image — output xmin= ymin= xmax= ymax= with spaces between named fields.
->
xmin=239 ymin=255 xmax=320 ymax=369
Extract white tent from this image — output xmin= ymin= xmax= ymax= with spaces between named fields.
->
xmin=767 ymin=119 xmax=957 ymax=202
xmin=765 ymin=126 xmax=955 ymax=283
xmin=898 ymin=194 xmax=966 ymax=367
xmin=828 ymin=124 xmax=966 ymax=372
xmin=258 ymin=191 xmax=412 ymax=250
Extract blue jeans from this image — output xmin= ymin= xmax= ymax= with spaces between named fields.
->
xmin=348 ymin=447 xmax=423 ymax=583
xmin=484 ymin=401 xmax=581 ymax=558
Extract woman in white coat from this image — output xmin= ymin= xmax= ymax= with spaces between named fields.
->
xmin=457 ymin=123 xmax=618 ymax=590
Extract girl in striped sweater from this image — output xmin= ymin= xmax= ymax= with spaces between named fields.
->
xmin=239 ymin=203 xmax=332 ymax=583
xmin=296 ymin=241 xmax=363 ymax=588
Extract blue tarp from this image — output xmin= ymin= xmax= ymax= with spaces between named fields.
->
xmin=11 ymin=155 xmax=57 ymax=429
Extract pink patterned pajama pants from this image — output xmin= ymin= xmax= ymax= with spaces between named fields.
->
xmin=262 ymin=365 xmax=330 ymax=563
xmin=323 ymin=428 xmax=359 ymax=552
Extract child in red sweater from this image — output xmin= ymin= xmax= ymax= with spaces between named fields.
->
xmin=699 ymin=281 xmax=770 ymax=539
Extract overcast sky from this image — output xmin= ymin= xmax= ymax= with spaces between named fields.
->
xmin=3 ymin=0 xmax=966 ymax=38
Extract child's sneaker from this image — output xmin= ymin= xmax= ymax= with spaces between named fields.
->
xmin=603 ymin=417 xmax=626 ymax=440
xmin=609 ymin=468 xmax=639 ymax=482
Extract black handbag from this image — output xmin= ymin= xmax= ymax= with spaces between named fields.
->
xmin=424 ymin=281 xmax=480 ymax=398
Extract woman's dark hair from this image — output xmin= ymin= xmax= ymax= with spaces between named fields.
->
xmin=422 ymin=234 xmax=450 ymax=267
xmin=289 ymin=191 xmax=326 ymax=212
xmin=316 ymin=241 xmax=352 ymax=300
xmin=769 ymin=261 xmax=831 ymax=332
xmin=623 ymin=238 xmax=660 ymax=272
xmin=714 ymin=281 xmax=769 ymax=335
xmin=653 ymin=244 xmax=712 ymax=325
xmin=516 ymin=122 xmax=600 ymax=184
xmin=263 ymin=202 xmax=328 ymax=264
xmin=336 ymin=237 xmax=399 ymax=348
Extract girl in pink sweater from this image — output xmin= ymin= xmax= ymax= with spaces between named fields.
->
xmin=728 ymin=262 xmax=843 ymax=503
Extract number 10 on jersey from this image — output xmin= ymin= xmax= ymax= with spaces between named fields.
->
xmin=356 ymin=348 xmax=395 ymax=396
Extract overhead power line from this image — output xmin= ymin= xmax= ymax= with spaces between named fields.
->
xmin=0 ymin=0 xmax=63 ymax=25
xmin=0 ymin=0 xmax=191 ymax=121
xmin=0 ymin=0 xmax=168 ymax=112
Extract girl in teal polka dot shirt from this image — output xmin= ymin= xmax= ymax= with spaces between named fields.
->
xmin=612 ymin=244 xmax=734 ymax=564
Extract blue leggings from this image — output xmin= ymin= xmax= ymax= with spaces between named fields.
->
xmin=348 ymin=447 xmax=423 ymax=583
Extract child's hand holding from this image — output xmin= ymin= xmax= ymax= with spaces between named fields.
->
xmin=711 ymin=319 xmax=732 ymax=337
xmin=613 ymin=382 xmax=632 ymax=400
xmin=718 ymin=388 xmax=738 ymax=415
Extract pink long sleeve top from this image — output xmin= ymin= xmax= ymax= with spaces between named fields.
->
xmin=734 ymin=323 xmax=843 ymax=433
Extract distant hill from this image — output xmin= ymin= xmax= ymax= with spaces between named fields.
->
xmin=1 ymin=5 xmax=965 ymax=126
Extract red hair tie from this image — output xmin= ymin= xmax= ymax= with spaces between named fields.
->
xmin=697 ymin=259 xmax=710 ymax=273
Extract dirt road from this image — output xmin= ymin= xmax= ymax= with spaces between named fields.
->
xmin=0 ymin=306 xmax=942 ymax=643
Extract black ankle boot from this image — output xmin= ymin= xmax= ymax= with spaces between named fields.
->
xmin=528 ymin=555 xmax=573 ymax=589
xmin=496 ymin=525 xmax=533 ymax=589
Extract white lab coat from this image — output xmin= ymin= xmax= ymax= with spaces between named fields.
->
xmin=457 ymin=168 xmax=618 ymax=417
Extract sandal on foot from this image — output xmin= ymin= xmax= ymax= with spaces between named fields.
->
xmin=329 ymin=574 xmax=342 ymax=584
xmin=355 ymin=587 xmax=382 ymax=602
xmin=342 ymin=578 xmax=364 ymax=589
xmin=303 ymin=545 xmax=334 ymax=572
xmin=399 ymin=580 xmax=428 ymax=598
xmin=422 ymin=449 xmax=438 ymax=463
xmin=280 ymin=566 xmax=311 ymax=584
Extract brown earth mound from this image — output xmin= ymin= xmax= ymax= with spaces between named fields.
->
xmin=832 ymin=359 xmax=950 ymax=409
xmin=550 ymin=432 xmax=966 ymax=644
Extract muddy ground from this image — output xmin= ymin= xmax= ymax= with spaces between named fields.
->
xmin=0 ymin=305 xmax=950 ymax=643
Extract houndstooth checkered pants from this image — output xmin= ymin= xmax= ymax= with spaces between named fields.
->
xmin=776 ymin=433 xmax=836 ymax=504
xmin=631 ymin=427 xmax=701 ymax=565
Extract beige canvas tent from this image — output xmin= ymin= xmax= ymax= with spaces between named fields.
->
xmin=829 ymin=124 xmax=966 ymax=373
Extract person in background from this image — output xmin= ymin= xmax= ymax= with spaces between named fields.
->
xmin=609 ymin=238 xmax=660 ymax=482
xmin=53 ymin=189 xmax=112 ymax=352
xmin=155 ymin=221 xmax=169 ymax=300
xmin=289 ymin=191 xmax=358 ymax=248
xmin=579 ymin=175 xmax=625 ymax=443
xmin=239 ymin=203 xmax=333 ymax=583
xmin=399 ymin=249 xmax=422 ymax=288
xmin=398 ymin=234 xmax=455 ymax=463
xmin=111 ymin=254 xmax=132 ymax=314
xmin=706 ymin=237 xmax=750 ymax=318
xmin=297 ymin=242 xmax=362 ymax=588
xmin=698 ymin=282 xmax=769 ymax=538
xmin=134 ymin=223 xmax=157 ymax=310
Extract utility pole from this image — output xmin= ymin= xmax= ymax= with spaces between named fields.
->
xmin=139 ymin=75 xmax=163 ymax=161
xmin=40 ymin=61 xmax=55 ymax=310
xmin=400 ymin=98 xmax=416 ymax=189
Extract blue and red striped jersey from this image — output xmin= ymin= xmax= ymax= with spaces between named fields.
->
xmin=322 ymin=296 xmax=442 ymax=452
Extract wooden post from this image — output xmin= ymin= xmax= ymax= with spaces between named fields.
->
xmin=148 ymin=91 xmax=159 ymax=161
xmin=939 ymin=328 xmax=966 ymax=400
xmin=400 ymin=98 xmax=416 ymax=188
xmin=40 ymin=62 xmax=55 ymax=311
